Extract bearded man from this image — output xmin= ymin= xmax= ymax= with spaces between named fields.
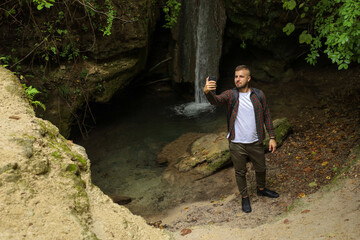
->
xmin=204 ymin=65 xmax=279 ymax=213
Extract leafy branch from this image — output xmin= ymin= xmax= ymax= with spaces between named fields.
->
xmin=162 ymin=0 xmax=181 ymax=28
xmin=282 ymin=0 xmax=360 ymax=70
xmin=0 ymin=0 xmax=124 ymax=70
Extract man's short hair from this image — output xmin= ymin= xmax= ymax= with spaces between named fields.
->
xmin=235 ymin=65 xmax=251 ymax=75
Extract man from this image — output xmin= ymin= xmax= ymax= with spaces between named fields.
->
xmin=204 ymin=65 xmax=279 ymax=213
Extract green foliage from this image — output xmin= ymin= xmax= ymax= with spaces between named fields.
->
xmin=0 ymin=56 xmax=11 ymax=68
xmin=100 ymin=0 xmax=116 ymax=36
xmin=283 ymin=22 xmax=295 ymax=35
xmin=282 ymin=0 xmax=296 ymax=10
xmin=299 ymin=30 xmax=312 ymax=44
xmin=163 ymin=0 xmax=181 ymax=28
xmin=33 ymin=0 xmax=55 ymax=10
xmin=0 ymin=0 xmax=122 ymax=70
xmin=283 ymin=0 xmax=360 ymax=69
xmin=22 ymin=84 xmax=46 ymax=110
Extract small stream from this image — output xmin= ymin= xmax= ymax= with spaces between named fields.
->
xmin=72 ymin=86 xmax=226 ymax=215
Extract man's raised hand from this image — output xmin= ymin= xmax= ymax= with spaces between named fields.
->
xmin=204 ymin=76 xmax=217 ymax=94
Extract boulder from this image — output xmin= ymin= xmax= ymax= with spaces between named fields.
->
xmin=175 ymin=132 xmax=230 ymax=176
xmin=159 ymin=118 xmax=291 ymax=183
xmin=264 ymin=117 xmax=292 ymax=150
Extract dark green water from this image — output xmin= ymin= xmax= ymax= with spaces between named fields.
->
xmin=72 ymin=86 xmax=226 ymax=211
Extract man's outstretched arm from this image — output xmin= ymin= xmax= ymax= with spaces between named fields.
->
xmin=204 ymin=77 xmax=231 ymax=105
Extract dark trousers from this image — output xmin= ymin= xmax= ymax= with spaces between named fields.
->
xmin=229 ymin=141 xmax=266 ymax=197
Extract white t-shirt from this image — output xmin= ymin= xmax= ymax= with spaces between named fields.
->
xmin=231 ymin=91 xmax=259 ymax=143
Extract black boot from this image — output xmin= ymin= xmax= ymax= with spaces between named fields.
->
xmin=257 ymin=188 xmax=279 ymax=198
xmin=242 ymin=197 xmax=252 ymax=213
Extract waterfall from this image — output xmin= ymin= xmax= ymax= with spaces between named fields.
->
xmin=194 ymin=0 xmax=209 ymax=104
xmin=173 ymin=0 xmax=226 ymax=116
xmin=172 ymin=0 xmax=226 ymax=116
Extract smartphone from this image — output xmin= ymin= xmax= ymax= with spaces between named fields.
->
xmin=208 ymin=76 xmax=216 ymax=94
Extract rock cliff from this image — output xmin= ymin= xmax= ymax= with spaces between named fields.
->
xmin=0 ymin=66 xmax=170 ymax=239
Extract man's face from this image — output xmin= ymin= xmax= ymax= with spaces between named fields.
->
xmin=234 ymin=69 xmax=251 ymax=89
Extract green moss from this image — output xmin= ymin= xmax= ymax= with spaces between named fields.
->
xmin=264 ymin=118 xmax=292 ymax=149
xmin=36 ymin=119 xmax=88 ymax=170
xmin=205 ymin=151 xmax=231 ymax=172
xmin=274 ymin=118 xmax=292 ymax=143
xmin=51 ymin=151 xmax=62 ymax=159
xmin=66 ymin=164 xmax=78 ymax=172
xmin=73 ymin=154 xmax=87 ymax=167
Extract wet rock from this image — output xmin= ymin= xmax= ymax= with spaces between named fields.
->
xmin=160 ymin=118 xmax=291 ymax=182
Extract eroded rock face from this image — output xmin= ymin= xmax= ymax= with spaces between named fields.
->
xmin=159 ymin=118 xmax=291 ymax=184
xmin=0 ymin=67 xmax=170 ymax=239
xmin=37 ymin=0 xmax=158 ymax=137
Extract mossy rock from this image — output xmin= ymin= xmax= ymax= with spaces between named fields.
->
xmin=264 ymin=117 xmax=292 ymax=150
xmin=174 ymin=132 xmax=230 ymax=177
xmin=172 ymin=118 xmax=291 ymax=178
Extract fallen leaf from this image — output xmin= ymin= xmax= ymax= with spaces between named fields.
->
xmin=298 ymin=192 xmax=306 ymax=198
xmin=9 ymin=116 xmax=20 ymax=120
xmin=321 ymin=161 xmax=329 ymax=166
xmin=301 ymin=209 xmax=310 ymax=214
xmin=326 ymin=176 xmax=331 ymax=180
xmin=328 ymin=233 xmax=336 ymax=238
xmin=184 ymin=207 xmax=189 ymax=210
xmin=304 ymin=167 xmax=312 ymax=172
xmin=283 ymin=219 xmax=290 ymax=224
xmin=308 ymin=181 xmax=317 ymax=187
xmin=180 ymin=228 xmax=192 ymax=236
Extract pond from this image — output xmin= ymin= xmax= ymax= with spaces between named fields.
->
xmin=72 ymin=85 xmax=227 ymax=215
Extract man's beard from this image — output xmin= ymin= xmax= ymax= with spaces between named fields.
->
xmin=236 ymin=82 xmax=249 ymax=90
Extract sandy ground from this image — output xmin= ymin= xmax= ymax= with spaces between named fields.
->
xmin=170 ymin=175 xmax=360 ymax=239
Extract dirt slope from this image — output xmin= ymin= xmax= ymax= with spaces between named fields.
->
xmin=0 ymin=66 xmax=171 ymax=240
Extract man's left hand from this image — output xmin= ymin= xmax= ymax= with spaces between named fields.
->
xmin=269 ymin=139 xmax=277 ymax=153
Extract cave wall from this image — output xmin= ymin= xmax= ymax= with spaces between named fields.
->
xmin=0 ymin=0 xmax=159 ymax=137
xmin=222 ymin=0 xmax=307 ymax=82
xmin=0 ymin=0 xmax=312 ymax=136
